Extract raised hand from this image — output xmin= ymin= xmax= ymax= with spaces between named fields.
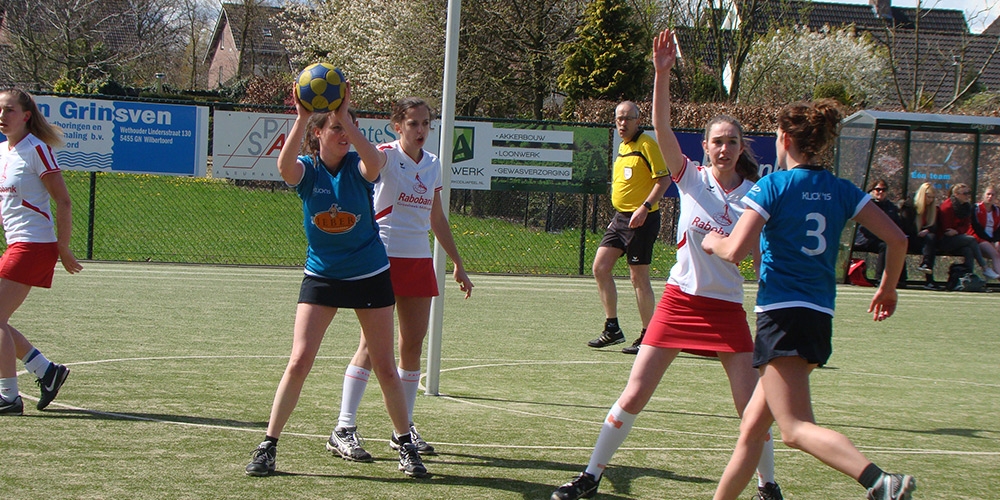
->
xmin=653 ymin=28 xmax=678 ymax=73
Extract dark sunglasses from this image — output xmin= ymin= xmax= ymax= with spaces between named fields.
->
xmin=872 ymin=187 xmax=886 ymax=192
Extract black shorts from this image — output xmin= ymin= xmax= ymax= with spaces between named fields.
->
xmin=599 ymin=210 xmax=661 ymax=266
xmin=298 ymin=270 xmax=395 ymax=309
xmin=753 ymin=307 xmax=833 ymax=368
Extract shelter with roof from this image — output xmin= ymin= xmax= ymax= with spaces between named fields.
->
xmin=835 ymin=110 xmax=1000 ymax=280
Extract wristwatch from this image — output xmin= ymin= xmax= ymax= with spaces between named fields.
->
xmin=642 ymin=201 xmax=652 ymax=210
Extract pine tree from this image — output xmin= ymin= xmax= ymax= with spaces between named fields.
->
xmin=557 ymin=0 xmax=649 ymax=102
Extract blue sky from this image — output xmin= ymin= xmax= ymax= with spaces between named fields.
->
xmin=819 ymin=0 xmax=999 ymax=33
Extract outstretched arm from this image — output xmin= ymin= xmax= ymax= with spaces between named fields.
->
xmin=430 ymin=191 xmax=473 ymax=298
xmin=854 ymin=201 xmax=906 ymax=321
xmin=277 ymin=84 xmax=310 ymax=185
xmin=702 ymin=209 xmax=766 ymax=264
xmin=334 ymin=83 xmax=386 ymax=182
xmin=41 ymin=172 xmax=82 ymax=274
xmin=651 ymin=29 xmax=686 ymax=178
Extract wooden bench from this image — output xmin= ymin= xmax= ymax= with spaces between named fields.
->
xmin=847 ymin=244 xmax=972 ymax=288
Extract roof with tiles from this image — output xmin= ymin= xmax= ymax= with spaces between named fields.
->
xmin=736 ymin=0 xmax=968 ymax=34
xmin=868 ymin=29 xmax=1000 ymax=106
xmin=216 ymin=2 xmax=287 ymax=55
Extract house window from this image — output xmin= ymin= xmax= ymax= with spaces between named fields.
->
xmin=263 ymin=28 xmax=272 ymax=37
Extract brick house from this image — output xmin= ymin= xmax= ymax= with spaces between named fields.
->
xmin=205 ymin=2 xmax=292 ymax=88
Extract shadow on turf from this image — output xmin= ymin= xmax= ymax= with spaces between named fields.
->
xmin=35 ymin=408 xmax=266 ymax=428
xmin=257 ymin=452 xmax=712 ymax=498
xmin=426 ymin=451 xmax=713 ymax=498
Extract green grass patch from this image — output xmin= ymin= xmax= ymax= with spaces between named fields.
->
xmin=4 ymin=264 xmax=996 ymax=498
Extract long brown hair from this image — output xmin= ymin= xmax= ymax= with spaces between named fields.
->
xmin=703 ymin=115 xmax=759 ymax=182
xmin=776 ymin=99 xmax=842 ymax=160
xmin=390 ymin=97 xmax=433 ymax=126
xmin=301 ymin=108 xmax=358 ymax=155
xmin=1 ymin=88 xmax=64 ymax=147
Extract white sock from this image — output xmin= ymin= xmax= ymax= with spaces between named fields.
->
xmin=756 ymin=429 xmax=776 ymax=486
xmin=0 ymin=377 xmax=19 ymax=402
xmin=585 ymin=402 xmax=637 ymax=480
xmin=397 ymin=368 xmax=421 ymax=423
xmin=23 ymin=348 xmax=51 ymax=379
xmin=337 ymin=365 xmax=370 ymax=429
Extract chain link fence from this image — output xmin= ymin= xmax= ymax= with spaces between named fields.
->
xmin=20 ymin=171 xmax=681 ymax=277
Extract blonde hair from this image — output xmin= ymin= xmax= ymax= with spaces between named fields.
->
xmin=1 ymin=88 xmax=64 ymax=147
xmin=914 ymin=182 xmax=937 ymax=227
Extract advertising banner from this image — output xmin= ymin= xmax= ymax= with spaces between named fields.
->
xmin=212 ymin=111 xmax=435 ymax=180
xmin=31 ymin=96 xmax=209 ymax=176
xmin=449 ymin=121 xmax=610 ymax=193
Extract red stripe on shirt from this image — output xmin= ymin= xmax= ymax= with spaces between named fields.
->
xmin=678 ymin=232 xmax=687 ymax=249
xmin=21 ymin=200 xmax=51 ymax=220
xmin=375 ymin=206 xmax=393 ymax=220
xmin=35 ymin=144 xmax=60 ymax=173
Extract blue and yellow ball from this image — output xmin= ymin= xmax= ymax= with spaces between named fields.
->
xmin=295 ymin=63 xmax=346 ymax=112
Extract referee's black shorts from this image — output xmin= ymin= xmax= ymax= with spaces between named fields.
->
xmin=599 ymin=210 xmax=661 ymax=266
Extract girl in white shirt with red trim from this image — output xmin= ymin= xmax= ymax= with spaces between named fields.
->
xmin=551 ymin=30 xmax=782 ymax=500
xmin=328 ymin=97 xmax=473 ymax=462
xmin=0 ymin=88 xmax=82 ymax=415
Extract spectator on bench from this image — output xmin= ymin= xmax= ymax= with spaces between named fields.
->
xmin=853 ymin=179 xmax=906 ymax=286
xmin=935 ymin=183 xmax=999 ymax=281
xmin=900 ymin=182 xmax=939 ymax=289
xmin=971 ymin=185 xmax=1000 ymax=279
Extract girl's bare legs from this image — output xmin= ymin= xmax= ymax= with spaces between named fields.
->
xmin=719 ymin=351 xmax=776 ymax=488
xmin=714 ymin=356 xmax=874 ymax=500
xmin=265 ymin=302 xmax=335 ymax=438
xmin=356 ymin=306 xmax=410 ymax=436
xmin=0 ymin=279 xmax=33 ymax=379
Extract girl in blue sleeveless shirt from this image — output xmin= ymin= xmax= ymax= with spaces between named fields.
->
xmin=245 ymin=83 xmax=427 ymax=479
xmin=704 ymin=100 xmax=915 ymax=500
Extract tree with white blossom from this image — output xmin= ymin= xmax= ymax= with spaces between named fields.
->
xmin=739 ymin=26 xmax=892 ymax=107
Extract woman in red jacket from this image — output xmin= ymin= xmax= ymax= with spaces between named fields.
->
xmin=971 ymin=185 xmax=1000 ymax=277
xmin=937 ymin=183 xmax=999 ymax=280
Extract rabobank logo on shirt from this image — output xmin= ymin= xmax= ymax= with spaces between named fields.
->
xmin=32 ymin=96 xmax=209 ymax=176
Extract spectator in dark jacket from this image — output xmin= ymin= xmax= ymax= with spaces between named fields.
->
xmin=853 ymin=179 xmax=905 ymax=285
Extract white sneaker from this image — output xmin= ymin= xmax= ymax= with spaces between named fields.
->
xmin=984 ymin=268 xmax=1000 ymax=280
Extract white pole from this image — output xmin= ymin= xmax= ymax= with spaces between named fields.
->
xmin=426 ymin=0 xmax=461 ymax=396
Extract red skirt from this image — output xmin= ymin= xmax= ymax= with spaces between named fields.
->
xmin=643 ymin=284 xmax=752 ymax=357
xmin=388 ymin=257 xmax=439 ymax=297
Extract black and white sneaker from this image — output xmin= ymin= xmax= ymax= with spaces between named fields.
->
xmin=327 ymin=426 xmax=373 ymax=462
xmin=752 ymin=482 xmax=784 ymax=500
xmin=587 ymin=329 xmax=625 ymax=348
xmin=551 ymin=472 xmax=600 ymax=500
xmin=245 ymin=441 xmax=276 ymax=476
xmin=867 ymin=473 xmax=916 ymax=500
xmin=397 ymin=442 xmax=429 ymax=478
xmin=36 ymin=363 xmax=69 ymax=410
xmin=390 ymin=424 xmax=436 ymax=455
xmin=0 ymin=395 xmax=24 ymax=416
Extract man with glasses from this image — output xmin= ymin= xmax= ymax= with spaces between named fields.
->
xmin=589 ymin=101 xmax=672 ymax=354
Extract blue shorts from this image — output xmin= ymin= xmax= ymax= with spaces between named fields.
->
xmin=753 ymin=307 xmax=833 ymax=368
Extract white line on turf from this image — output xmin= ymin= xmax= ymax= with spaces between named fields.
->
xmin=15 ymin=355 xmax=999 ymax=455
